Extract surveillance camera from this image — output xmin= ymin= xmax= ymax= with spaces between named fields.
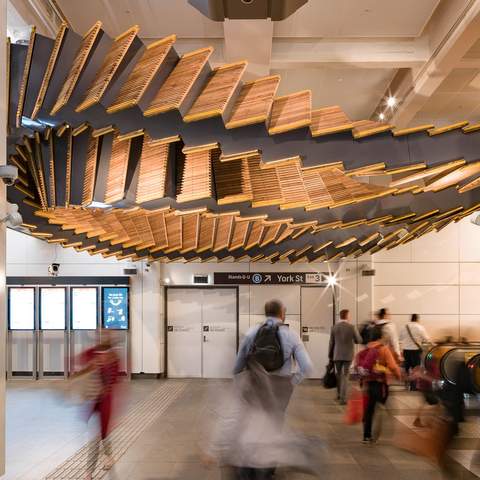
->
xmin=0 ymin=203 xmax=23 ymax=228
xmin=0 ymin=165 xmax=18 ymax=186
xmin=48 ymin=263 xmax=60 ymax=277
xmin=145 ymin=262 xmax=151 ymax=273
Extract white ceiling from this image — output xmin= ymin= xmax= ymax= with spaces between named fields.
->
xmin=55 ymin=0 xmax=441 ymax=39
xmin=273 ymin=67 xmax=396 ymax=119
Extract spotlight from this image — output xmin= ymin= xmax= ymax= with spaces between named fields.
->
xmin=326 ymin=274 xmax=337 ymax=287
xmin=386 ymin=96 xmax=397 ymax=108
xmin=164 ymin=278 xmax=171 ymax=284
xmin=378 ymin=113 xmax=385 ymax=121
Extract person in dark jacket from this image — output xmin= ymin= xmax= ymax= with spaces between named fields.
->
xmin=328 ymin=309 xmax=362 ymax=404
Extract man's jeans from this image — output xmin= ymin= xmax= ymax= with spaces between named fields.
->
xmin=334 ymin=361 xmax=351 ymax=403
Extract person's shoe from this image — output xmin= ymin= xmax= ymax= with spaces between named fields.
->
xmin=413 ymin=418 xmax=424 ymax=428
xmin=339 ymin=400 xmax=347 ymax=406
xmin=362 ymin=437 xmax=372 ymax=444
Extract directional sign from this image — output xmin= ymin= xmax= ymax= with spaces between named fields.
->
xmin=213 ymin=272 xmax=327 ymax=285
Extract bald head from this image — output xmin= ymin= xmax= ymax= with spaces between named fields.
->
xmin=265 ymin=299 xmax=285 ymax=321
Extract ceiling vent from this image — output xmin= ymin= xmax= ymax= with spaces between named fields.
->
xmin=188 ymin=0 xmax=308 ymax=21
xmin=193 ymin=274 xmax=210 ymax=284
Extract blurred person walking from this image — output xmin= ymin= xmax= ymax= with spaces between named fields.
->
xmin=328 ymin=309 xmax=362 ymax=404
xmin=77 ymin=332 xmax=120 ymax=480
xmin=355 ymin=326 xmax=401 ymax=443
xmin=400 ymin=314 xmax=430 ymax=391
xmin=375 ymin=308 xmax=402 ymax=361
xmin=213 ymin=299 xmax=313 ymax=479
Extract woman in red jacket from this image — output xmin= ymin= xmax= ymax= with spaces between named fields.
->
xmin=78 ymin=333 xmax=120 ymax=479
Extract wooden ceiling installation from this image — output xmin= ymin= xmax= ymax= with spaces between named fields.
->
xmin=7 ymin=22 xmax=480 ymax=263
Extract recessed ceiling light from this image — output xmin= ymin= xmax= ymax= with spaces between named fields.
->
xmin=379 ymin=113 xmax=385 ymax=121
xmin=387 ymin=96 xmax=397 ymax=108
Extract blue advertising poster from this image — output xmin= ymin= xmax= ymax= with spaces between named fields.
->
xmin=102 ymin=287 xmax=129 ymax=330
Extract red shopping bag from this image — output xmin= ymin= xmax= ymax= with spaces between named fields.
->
xmin=344 ymin=388 xmax=366 ymax=425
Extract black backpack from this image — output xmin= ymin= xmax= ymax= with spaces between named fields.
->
xmin=248 ymin=322 xmax=285 ymax=372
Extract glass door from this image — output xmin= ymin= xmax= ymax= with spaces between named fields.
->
xmin=69 ymin=287 xmax=99 ymax=373
xmin=39 ymin=287 xmax=68 ymax=378
xmin=7 ymin=287 xmax=36 ymax=379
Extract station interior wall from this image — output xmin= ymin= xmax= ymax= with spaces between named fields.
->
xmin=8 ymin=218 xmax=480 ymax=374
xmin=374 ymin=219 xmax=480 ymax=343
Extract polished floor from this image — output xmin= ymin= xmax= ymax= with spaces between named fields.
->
xmin=2 ymin=379 xmax=480 ymax=479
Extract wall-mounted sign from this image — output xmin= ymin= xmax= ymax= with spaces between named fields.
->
xmin=102 ymin=287 xmax=129 ymax=330
xmin=71 ymin=287 xmax=98 ymax=330
xmin=9 ymin=287 xmax=35 ymax=330
xmin=214 ymin=272 xmax=327 ymax=285
xmin=40 ymin=287 xmax=66 ymax=330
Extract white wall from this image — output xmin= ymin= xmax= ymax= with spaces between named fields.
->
xmin=373 ymin=218 xmax=480 ymax=342
xmin=161 ymin=258 xmax=373 ymax=339
xmin=6 ymin=229 xmax=163 ymax=374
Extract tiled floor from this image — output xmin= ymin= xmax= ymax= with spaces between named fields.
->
xmin=3 ymin=379 xmax=480 ymax=479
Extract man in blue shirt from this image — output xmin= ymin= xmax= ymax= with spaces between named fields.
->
xmin=234 ymin=299 xmax=313 ymax=384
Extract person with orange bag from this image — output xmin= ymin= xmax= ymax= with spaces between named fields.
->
xmin=355 ymin=325 xmax=401 ymax=443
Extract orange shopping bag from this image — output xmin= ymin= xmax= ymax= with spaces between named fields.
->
xmin=344 ymin=387 xmax=366 ymax=425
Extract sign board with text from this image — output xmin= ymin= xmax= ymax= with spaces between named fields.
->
xmin=213 ymin=272 xmax=327 ymax=285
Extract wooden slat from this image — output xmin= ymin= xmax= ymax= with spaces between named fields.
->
xmin=352 ymin=120 xmax=393 ymax=139
xmin=458 ymin=176 xmax=480 ymax=194
xmin=245 ymin=220 xmax=264 ymax=249
xmin=183 ymin=61 xmax=247 ymax=122
xmin=104 ymin=134 xmax=131 ymax=204
xmin=303 ymin=167 xmax=333 ymax=209
xmin=390 ymin=159 xmax=465 ymax=188
xmin=259 ymin=224 xmax=282 ymax=247
xmin=181 ymin=213 xmax=200 ymax=253
xmin=213 ymin=215 xmax=234 ymax=252
xmin=268 ymin=90 xmax=311 ymax=135
xmin=229 ymin=220 xmax=249 ymax=251
xmin=148 ymin=211 xmax=168 ymax=251
xmin=177 ymin=147 xmax=214 ymax=202
xmin=76 ymin=26 xmax=139 ymax=112
xmin=214 ymin=155 xmax=252 ymax=205
xmin=310 ymin=106 xmax=354 ymax=137
xmin=50 ymin=22 xmax=102 ymax=115
xmin=144 ymin=47 xmax=213 ymax=116
xmin=392 ymin=124 xmax=434 ymax=137
xmin=247 ymin=154 xmax=283 ymax=207
xmin=16 ymin=27 xmax=36 ymax=127
xmin=424 ymin=161 xmax=480 ymax=192
xmin=275 ymin=158 xmax=310 ymax=209
xmin=136 ymin=134 xmax=170 ymax=203
xmin=197 ymin=216 xmax=216 ymax=253
xmin=81 ymin=135 xmax=99 ymax=206
xmin=164 ymin=213 xmax=182 ymax=253
xmin=428 ymin=121 xmax=469 ymax=136
xmin=32 ymin=23 xmax=68 ymax=119
xmin=225 ymin=75 xmax=280 ymax=129
xmin=132 ymin=212 xmax=155 ymax=250
xmin=107 ymin=35 xmax=176 ymax=113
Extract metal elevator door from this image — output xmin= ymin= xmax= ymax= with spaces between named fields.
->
xmin=300 ymin=286 xmax=335 ymax=378
xmin=167 ymin=287 xmax=237 ymax=378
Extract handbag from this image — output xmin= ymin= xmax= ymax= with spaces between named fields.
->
xmin=323 ymin=361 xmax=337 ymax=389
xmin=344 ymin=388 xmax=366 ymax=424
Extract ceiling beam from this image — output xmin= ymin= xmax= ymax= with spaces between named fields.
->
xmin=382 ymin=0 xmax=480 ymax=126
xmin=271 ymin=38 xmax=430 ymax=70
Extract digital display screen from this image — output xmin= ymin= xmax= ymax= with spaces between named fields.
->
xmin=9 ymin=288 xmax=35 ymax=330
xmin=102 ymin=287 xmax=129 ymax=330
xmin=71 ymin=287 xmax=98 ymax=330
xmin=40 ymin=288 xmax=66 ymax=330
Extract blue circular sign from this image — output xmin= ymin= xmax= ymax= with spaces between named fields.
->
xmin=252 ymin=273 xmax=263 ymax=284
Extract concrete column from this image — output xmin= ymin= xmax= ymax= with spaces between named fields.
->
xmin=0 ymin=0 xmax=7 ymax=473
